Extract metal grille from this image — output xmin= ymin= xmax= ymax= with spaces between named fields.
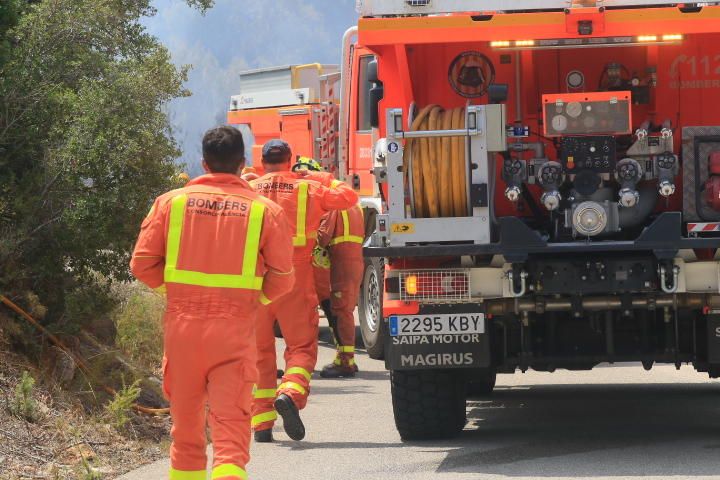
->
xmin=399 ymin=269 xmax=472 ymax=303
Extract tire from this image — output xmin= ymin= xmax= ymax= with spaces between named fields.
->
xmin=359 ymin=257 xmax=385 ymax=359
xmin=391 ymin=369 xmax=467 ymax=441
xmin=467 ymin=369 xmax=497 ymax=397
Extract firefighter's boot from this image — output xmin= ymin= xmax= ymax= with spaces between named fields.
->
xmin=320 ymin=353 xmax=358 ymax=378
xmin=254 ymin=429 xmax=273 ymax=443
xmin=274 ymin=394 xmax=305 ymax=441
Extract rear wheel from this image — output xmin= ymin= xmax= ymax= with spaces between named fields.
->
xmin=390 ymin=369 xmax=467 ymax=441
xmin=359 ymin=257 xmax=385 ymax=359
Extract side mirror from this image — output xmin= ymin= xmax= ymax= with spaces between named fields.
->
xmin=368 ymin=59 xmax=383 ymax=129
xmin=368 ymin=59 xmax=380 ymax=84
xmin=370 ymin=84 xmax=384 ymax=129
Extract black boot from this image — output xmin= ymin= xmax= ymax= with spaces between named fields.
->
xmin=320 ymin=360 xmax=358 ymax=378
xmin=274 ymin=394 xmax=305 ymax=441
xmin=273 ymin=320 xmax=283 ymax=338
xmin=254 ymin=429 xmax=273 ymax=443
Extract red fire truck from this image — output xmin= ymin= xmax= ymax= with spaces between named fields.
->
xmin=230 ymin=0 xmax=720 ymax=441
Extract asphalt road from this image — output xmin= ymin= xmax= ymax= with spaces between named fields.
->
xmin=119 ymin=321 xmax=720 ymax=480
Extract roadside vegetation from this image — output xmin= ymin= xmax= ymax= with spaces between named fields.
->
xmin=0 ymin=0 xmax=214 ymax=477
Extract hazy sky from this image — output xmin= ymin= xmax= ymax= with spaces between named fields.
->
xmin=145 ymin=0 xmax=358 ymax=174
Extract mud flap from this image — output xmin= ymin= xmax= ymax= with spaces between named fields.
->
xmin=708 ymin=314 xmax=720 ymax=365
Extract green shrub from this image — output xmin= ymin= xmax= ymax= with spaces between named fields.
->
xmin=104 ymin=378 xmax=141 ymax=430
xmin=11 ymin=370 xmax=37 ymax=421
xmin=114 ymin=283 xmax=164 ymax=369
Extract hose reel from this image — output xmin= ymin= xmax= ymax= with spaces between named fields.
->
xmin=403 ymin=105 xmax=469 ymax=218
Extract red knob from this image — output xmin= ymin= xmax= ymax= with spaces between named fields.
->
xmin=710 ymin=151 xmax=720 ymax=175
xmin=704 ymin=176 xmax=720 ymax=211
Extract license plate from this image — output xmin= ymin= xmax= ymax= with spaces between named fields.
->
xmin=389 ymin=313 xmax=485 ymax=337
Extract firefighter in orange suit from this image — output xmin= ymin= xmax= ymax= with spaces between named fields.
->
xmin=293 ymin=157 xmax=365 ymax=377
xmin=130 ymin=127 xmax=295 ymax=480
xmin=250 ymin=140 xmax=358 ymax=443
xmin=317 ymin=204 xmax=365 ymax=377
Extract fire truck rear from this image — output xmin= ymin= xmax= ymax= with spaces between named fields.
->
xmin=228 ymin=0 xmax=720 ymax=441
xmin=353 ymin=0 xmax=720 ymax=440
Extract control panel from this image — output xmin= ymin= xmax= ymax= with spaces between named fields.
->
xmin=542 ymin=91 xmax=633 ymax=137
xmin=560 ymin=136 xmax=617 ymax=173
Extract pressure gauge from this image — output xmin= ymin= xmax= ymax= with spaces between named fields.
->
xmin=566 ymin=102 xmax=583 ymax=119
xmin=552 ymin=115 xmax=568 ymax=132
xmin=566 ymin=70 xmax=585 ymax=90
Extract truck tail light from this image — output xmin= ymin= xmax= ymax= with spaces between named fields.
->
xmin=399 ymin=270 xmax=471 ymax=302
xmin=405 ymin=275 xmax=419 ymax=296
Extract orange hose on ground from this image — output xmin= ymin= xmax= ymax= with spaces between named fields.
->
xmin=0 ymin=294 xmax=169 ymax=416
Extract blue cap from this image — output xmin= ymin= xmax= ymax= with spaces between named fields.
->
xmin=262 ymin=139 xmax=291 ymax=160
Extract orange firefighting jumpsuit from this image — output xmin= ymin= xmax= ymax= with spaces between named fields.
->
xmin=130 ymin=173 xmax=294 ymax=480
xmin=249 ymin=172 xmax=358 ymax=432
xmin=317 ymin=205 xmax=366 ymax=366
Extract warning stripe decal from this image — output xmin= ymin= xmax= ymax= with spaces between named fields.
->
xmin=688 ymin=223 xmax=720 ymax=233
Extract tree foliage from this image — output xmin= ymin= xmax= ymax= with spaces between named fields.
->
xmin=0 ymin=0 xmax=210 ymax=326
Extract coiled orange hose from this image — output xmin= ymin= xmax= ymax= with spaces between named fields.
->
xmin=404 ymin=105 xmax=468 ymax=218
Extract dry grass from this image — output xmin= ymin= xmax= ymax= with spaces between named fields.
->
xmin=112 ymin=283 xmax=165 ymax=372
xmin=0 ymin=312 xmax=171 ymax=479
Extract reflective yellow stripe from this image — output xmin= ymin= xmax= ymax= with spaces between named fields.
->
xmin=164 ymin=195 xmax=265 ymax=290
xmin=259 ymin=292 xmax=272 ymax=305
xmin=338 ymin=346 xmax=355 ymax=353
xmin=169 ymin=469 xmax=206 ymax=480
xmin=278 ymin=381 xmax=307 ymax=396
xmin=165 ymin=270 xmax=264 ymax=289
xmin=331 ymin=180 xmax=343 ymax=188
xmin=253 ymin=388 xmax=276 ymax=399
xmin=212 ymin=464 xmax=248 ymax=480
xmin=334 ymin=356 xmax=356 ymax=366
xmin=165 ymin=195 xmax=187 ymax=273
xmin=329 ymin=235 xmax=364 ymax=246
xmin=243 ymin=201 xmax=265 ymax=280
xmin=293 ymin=182 xmax=310 ymax=247
xmin=252 ymin=411 xmax=277 ymax=427
xmin=328 ymin=209 xmax=364 ymax=246
xmin=285 ymin=367 xmax=312 ymax=382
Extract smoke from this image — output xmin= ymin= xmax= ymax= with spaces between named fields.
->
xmin=145 ymin=0 xmax=357 ymax=176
